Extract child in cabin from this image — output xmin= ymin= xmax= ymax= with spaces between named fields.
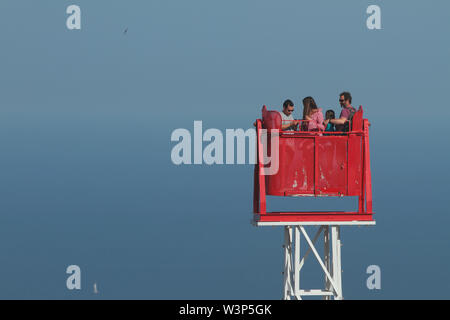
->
xmin=325 ymin=110 xmax=336 ymax=132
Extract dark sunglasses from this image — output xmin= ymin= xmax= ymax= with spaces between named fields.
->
xmin=339 ymin=99 xmax=345 ymax=102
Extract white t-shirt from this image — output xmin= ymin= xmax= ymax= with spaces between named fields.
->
xmin=279 ymin=111 xmax=294 ymax=131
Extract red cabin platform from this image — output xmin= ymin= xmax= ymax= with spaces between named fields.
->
xmin=253 ymin=105 xmax=374 ymax=223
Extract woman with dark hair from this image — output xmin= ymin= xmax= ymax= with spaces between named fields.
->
xmin=302 ymin=96 xmax=325 ymax=131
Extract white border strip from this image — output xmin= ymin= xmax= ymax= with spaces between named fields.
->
xmin=252 ymin=220 xmax=376 ymax=227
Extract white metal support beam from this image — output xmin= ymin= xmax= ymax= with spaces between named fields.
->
xmin=324 ymin=226 xmax=331 ymax=300
xmin=299 ymin=226 xmax=324 ymax=271
xmin=283 ymin=227 xmax=294 ymax=300
xmin=293 ymin=226 xmax=301 ymax=299
xmin=282 ymin=225 xmax=344 ymax=300
xmin=331 ymin=226 xmax=343 ymax=300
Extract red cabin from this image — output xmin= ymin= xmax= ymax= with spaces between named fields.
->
xmin=253 ymin=105 xmax=374 ymax=223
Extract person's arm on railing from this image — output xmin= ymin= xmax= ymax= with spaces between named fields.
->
xmin=281 ymin=120 xmax=299 ymax=130
xmin=324 ymin=116 xmax=347 ymax=127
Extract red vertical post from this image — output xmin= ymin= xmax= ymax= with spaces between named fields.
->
xmin=358 ymin=133 xmax=365 ymax=213
xmin=363 ymin=119 xmax=373 ymax=213
xmin=314 ymin=136 xmax=319 ymax=196
xmin=253 ymin=163 xmax=259 ymax=213
xmin=345 ymin=138 xmax=348 ymax=196
xmin=256 ymin=119 xmax=267 ymax=214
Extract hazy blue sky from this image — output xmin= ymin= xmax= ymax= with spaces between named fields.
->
xmin=0 ymin=0 xmax=449 ymax=299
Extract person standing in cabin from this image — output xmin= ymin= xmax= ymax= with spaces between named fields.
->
xmin=324 ymin=91 xmax=356 ymax=132
xmin=280 ymin=99 xmax=299 ymax=131
xmin=302 ymin=96 xmax=325 ymax=131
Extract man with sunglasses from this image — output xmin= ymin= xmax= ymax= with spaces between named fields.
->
xmin=324 ymin=91 xmax=356 ymax=132
xmin=280 ymin=99 xmax=299 ymax=131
